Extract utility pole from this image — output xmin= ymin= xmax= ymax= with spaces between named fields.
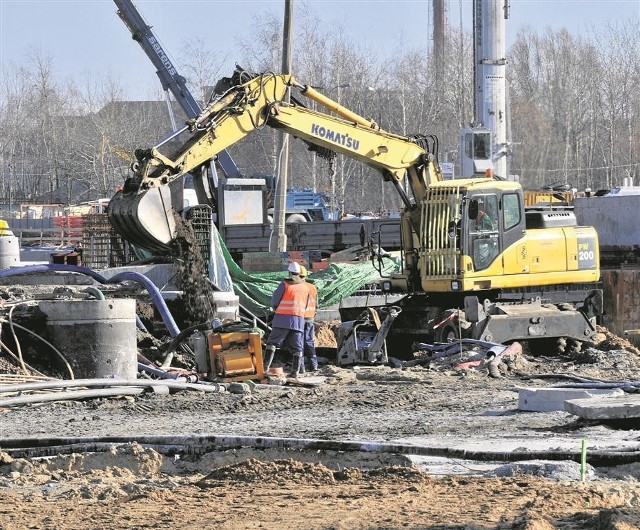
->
xmin=270 ymin=0 xmax=293 ymax=252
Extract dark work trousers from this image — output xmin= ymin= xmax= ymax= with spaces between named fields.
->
xmin=302 ymin=320 xmax=318 ymax=371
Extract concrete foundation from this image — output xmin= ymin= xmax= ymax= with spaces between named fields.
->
xmin=39 ymin=299 xmax=138 ymax=379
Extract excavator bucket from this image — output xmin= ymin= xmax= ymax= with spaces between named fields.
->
xmin=108 ymin=186 xmax=176 ymax=253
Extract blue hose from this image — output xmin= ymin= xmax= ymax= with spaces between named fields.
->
xmin=0 ymin=264 xmax=179 ymax=337
xmin=107 ymin=271 xmax=179 ymax=337
xmin=137 ymin=362 xmax=180 ymax=380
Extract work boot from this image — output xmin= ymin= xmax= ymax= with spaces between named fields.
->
xmin=308 ymin=347 xmax=318 ymax=373
xmin=305 ymin=357 xmax=318 ymax=372
xmin=263 ymin=345 xmax=276 ymax=372
xmin=288 ymin=353 xmax=302 ymax=379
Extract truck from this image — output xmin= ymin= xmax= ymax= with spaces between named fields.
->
xmin=283 ymin=188 xmax=335 ymax=222
xmin=108 ymin=67 xmax=602 ymax=352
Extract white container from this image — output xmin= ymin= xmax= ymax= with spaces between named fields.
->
xmin=211 ymin=291 xmax=240 ymax=321
xmin=0 ymin=222 xmax=20 ymax=269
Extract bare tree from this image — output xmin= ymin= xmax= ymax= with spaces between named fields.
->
xmin=2 ymin=5 xmax=639 ymax=216
xmin=593 ymin=21 xmax=640 ymax=188
xmin=0 ymin=63 xmax=30 ymax=208
xmin=179 ymin=38 xmax=228 ymax=105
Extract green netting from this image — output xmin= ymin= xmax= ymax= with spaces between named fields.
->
xmin=218 ymin=233 xmax=400 ymax=318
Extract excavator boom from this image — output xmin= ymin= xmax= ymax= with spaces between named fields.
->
xmin=108 ymin=68 xmax=442 ymax=251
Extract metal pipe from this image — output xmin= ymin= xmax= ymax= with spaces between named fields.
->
xmin=300 ymin=84 xmax=377 ymax=130
xmin=0 ymin=378 xmax=226 ymax=394
xmin=138 ymin=362 xmax=184 ymax=380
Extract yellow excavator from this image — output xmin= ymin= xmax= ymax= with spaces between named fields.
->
xmin=108 ymin=67 xmax=602 ymax=351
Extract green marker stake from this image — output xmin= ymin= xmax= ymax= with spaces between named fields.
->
xmin=580 ymin=439 xmax=587 ymax=481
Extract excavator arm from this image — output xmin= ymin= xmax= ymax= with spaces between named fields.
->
xmin=108 ymin=68 xmax=443 ymax=251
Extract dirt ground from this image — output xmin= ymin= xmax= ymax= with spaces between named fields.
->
xmin=2 ymin=449 xmax=640 ymax=530
xmin=2 ymin=324 xmax=640 ymax=529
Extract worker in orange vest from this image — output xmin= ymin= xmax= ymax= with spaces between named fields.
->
xmin=263 ymin=261 xmax=310 ymax=379
xmin=299 ymin=266 xmax=318 ymax=373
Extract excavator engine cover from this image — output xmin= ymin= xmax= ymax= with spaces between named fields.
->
xmin=208 ymin=331 xmax=264 ymax=382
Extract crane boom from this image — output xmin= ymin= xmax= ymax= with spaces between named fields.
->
xmin=112 ymin=0 xmax=241 ymax=178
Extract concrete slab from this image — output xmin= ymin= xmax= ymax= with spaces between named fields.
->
xmin=287 ymin=376 xmax=326 ymax=387
xmin=100 ymin=264 xmax=178 ymax=290
xmin=518 ymin=387 xmax=624 ymax=412
xmin=564 ymin=394 xmax=640 ymax=420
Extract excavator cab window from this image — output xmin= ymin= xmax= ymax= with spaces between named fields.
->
xmin=473 ymin=132 xmax=490 ymax=160
xmin=468 ymin=198 xmax=479 ymax=221
xmin=502 ymin=193 xmax=521 ymax=230
xmin=468 ymin=194 xmax=500 ymax=271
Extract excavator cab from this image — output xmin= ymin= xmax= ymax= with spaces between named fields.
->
xmin=418 ymin=179 xmax=599 ymax=292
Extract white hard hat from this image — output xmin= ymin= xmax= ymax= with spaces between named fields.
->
xmin=288 ymin=262 xmax=301 ymax=274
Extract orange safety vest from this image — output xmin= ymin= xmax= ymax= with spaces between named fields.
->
xmin=304 ymin=282 xmax=318 ymax=319
xmin=274 ymin=281 xmax=309 ymax=318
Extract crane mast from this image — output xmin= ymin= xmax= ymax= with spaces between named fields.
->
xmin=473 ymin=0 xmax=510 ymax=179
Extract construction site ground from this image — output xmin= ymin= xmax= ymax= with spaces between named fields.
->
xmin=2 ymin=324 xmax=640 ymax=529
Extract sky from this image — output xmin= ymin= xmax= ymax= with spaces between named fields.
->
xmin=1 ymin=0 xmax=639 ymax=100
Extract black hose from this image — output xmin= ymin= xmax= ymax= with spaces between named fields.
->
xmin=161 ymin=322 xmax=213 ymax=357
xmin=2 ymin=433 xmax=638 ymax=466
